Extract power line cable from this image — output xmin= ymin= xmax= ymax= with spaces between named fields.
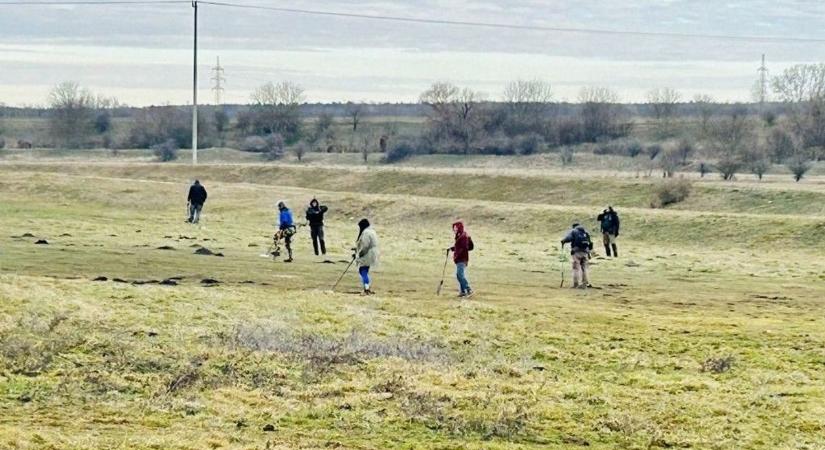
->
xmin=3 ymin=0 xmax=824 ymax=44
xmin=0 ymin=1 xmax=187 ymax=5
xmin=198 ymin=0 xmax=825 ymax=44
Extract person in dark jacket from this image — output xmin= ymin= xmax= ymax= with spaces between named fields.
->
xmin=305 ymin=198 xmax=329 ymax=256
xmin=449 ymin=221 xmax=474 ymax=298
xmin=186 ymin=180 xmax=208 ymax=224
xmin=561 ymin=222 xmax=593 ymax=289
xmin=277 ymin=201 xmax=295 ymax=262
xmin=596 ymin=206 xmax=620 ymax=257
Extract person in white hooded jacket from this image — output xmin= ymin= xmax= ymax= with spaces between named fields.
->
xmin=355 ymin=218 xmax=379 ymax=295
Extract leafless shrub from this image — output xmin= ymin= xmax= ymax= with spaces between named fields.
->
xmin=0 ymin=312 xmax=83 ymax=376
xmin=659 ymin=146 xmax=682 ymax=177
xmin=227 ymin=324 xmax=450 ymax=366
xmin=292 ymin=142 xmax=308 ymax=162
xmin=399 ymin=390 xmax=532 ymax=440
xmin=701 ymin=355 xmax=734 ymax=373
xmin=240 ymin=135 xmax=268 ymax=152
xmin=152 ymin=139 xmax=178 ymax=162
xmin=651 ymin=178 xmax=692 ymax=208
xmin=786 ymin=156 xmax=813 ymax=182
xmin=560 ymin=146 xmax=575 ymax=166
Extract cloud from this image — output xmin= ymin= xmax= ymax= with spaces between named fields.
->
xmin=1 ymin=0 xmax=824 ymax=104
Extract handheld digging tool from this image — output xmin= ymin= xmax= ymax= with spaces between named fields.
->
xmin=436 ymin=248 xmax=451 ymax=295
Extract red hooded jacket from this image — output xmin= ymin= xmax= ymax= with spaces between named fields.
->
xmin=452 ymin=221 xmax=472 ymax=264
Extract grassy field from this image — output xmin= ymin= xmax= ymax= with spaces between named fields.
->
xmin=1 ymin=160 xmax=824 ymax=449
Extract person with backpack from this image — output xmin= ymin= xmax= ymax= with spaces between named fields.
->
xmin=277 ymin=201 xmax=296 ymax=262
xmin=596 ymin=206 xmax=620 ymax=257
xmin=561 ymin=222 xmax=594 ymax=289
xmin=354 ymin=218 xmax=379 ymax=295
xmin=449 ymin=221 xmax=474 ymax=298
xmin=305 ymin=198 xmax=329 ymax=256
xmin=186 ymin=180 xmax=208 ymax=224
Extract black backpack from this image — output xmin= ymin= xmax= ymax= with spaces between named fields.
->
xmin=468 ymin=236 xmax=475 ymax=251
xmin=571 ymin=228 xmax=593 ymax=251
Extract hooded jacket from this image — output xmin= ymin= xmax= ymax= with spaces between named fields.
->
xmin=356 ymin=219 xmax=379 ymax=267
xmin=452 ymin=221 xmax=471 ymax=264
xmin=278 ymin=207 xmax=294 ymax=230
xmin=305 ymin=200 xmax=329 ymax=227
xmin=598 ymin=209 xmax=620 ymax=235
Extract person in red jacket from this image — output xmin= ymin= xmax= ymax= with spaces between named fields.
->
xmin=449 ymin=221 xmax=474 ymax=298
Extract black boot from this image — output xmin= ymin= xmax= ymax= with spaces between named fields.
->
xmin=604 ymin=244 xmax=612 ymax=257
xmin=612 ymin=244 xmax=618 ymax=258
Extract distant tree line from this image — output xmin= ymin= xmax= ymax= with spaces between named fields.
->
xmin=0 ymin=66 xmax=822 ymax=180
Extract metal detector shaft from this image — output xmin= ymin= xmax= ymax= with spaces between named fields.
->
xmin=331 ymin=257 xmax=356 ymax=292
xmin=436 ymin=248 xmax=451 ymax=295
xmin=559 ymin=244 xmax=565 ymax=288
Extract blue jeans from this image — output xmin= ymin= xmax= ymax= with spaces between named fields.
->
xmin=188 ymin=203 xmax=203 ymax=223
xmin=456 ymin=262 xmax=470 ymax=294
xmin=359 ymin=266 xmax=370 ymax=288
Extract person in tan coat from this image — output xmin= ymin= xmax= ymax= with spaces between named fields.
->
xmin=355 ymin=218 xmax=379 ymax=295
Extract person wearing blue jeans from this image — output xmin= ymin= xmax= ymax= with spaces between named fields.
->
xmin=355 ymin=218 xmax=379 ymax=295
xmin=359 ymin=266 xmax=371 ymax=293
xmin=450 ymin=221 xmax=474 ymax=298
xmin=456 ymin=262 xmax=470 ymax=295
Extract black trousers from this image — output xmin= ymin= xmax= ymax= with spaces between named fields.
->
xmin=310 ymin=224 xmax=326 ymax=255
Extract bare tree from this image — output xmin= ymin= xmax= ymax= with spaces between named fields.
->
xmin=307 ymin=113 xmax=334 ymax=151
xmin=766 ymin=127 xmax=799 ymax=163
xmin=345 ymin=102 xmax=363 ymax=132
xmin=578 ymin=87 xmax=628 ymax=142
xmin=292 ymin=142 xmax=308 ymax=162
xmin=786 ymin=156 xmax=812 ymax=182
xmin=708 ymin=109 xmax=755 ymax=180
xmin=659 ymin=146 xmax=682 ymax=178
xmin=647 ymin=87 xmax=681 ymax=137
xmin=251 ymin=81 xmax=305 ymax=106
xmin=746 ymin=147 xmax=771 ymax=180
xmin=420 ymin=82 xmax=486 ymax=155
xmin=692 ymin=94 xmax=715 ymax=137
xmin=498 ymin=79 xmax=554 ymax=137
xmin=772 ymin=64 xmax=825 ymax=148
xmin=248 ymin=81 xmax=306 ymax=143
xmin=48 ymin=81 xmax=95 ymax=148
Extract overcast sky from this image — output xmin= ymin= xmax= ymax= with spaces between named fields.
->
xmin=1 ymin=0 xmax=825 ymax=106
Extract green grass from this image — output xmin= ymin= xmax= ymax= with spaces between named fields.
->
xmin=1 ymin=162 xmax=824 ymax=449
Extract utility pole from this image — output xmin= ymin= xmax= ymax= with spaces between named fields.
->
xmin=212 ymin=56 xmax=225 ymax=105
xmin=191 ymin=0 xmax=199 ymax=165
xmin=757 ymin=54 xmax=768 ymax=105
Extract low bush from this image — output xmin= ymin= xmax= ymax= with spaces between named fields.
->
xmin=152 ymin=139 xmax=178 ymax=162
xmin=240 ymin=135 xmax=268 ymax=153
xmin=593 ymin=139 xmax=643 ymax=157
xmin=514 ymin=133 xmax=545 ymax=155
xmin=650 ymin=178 xmax=692 ymax=208
xmin=384 ymin=140 xmax=424 ymax=163
xmin=560 ymin=146 xmax=575 ymax=166
xmin=786 ymin=157 xmax=812 ymax=182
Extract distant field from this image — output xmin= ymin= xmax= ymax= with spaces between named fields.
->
xmin=1 ymin=159 xmax=824 ymax=449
